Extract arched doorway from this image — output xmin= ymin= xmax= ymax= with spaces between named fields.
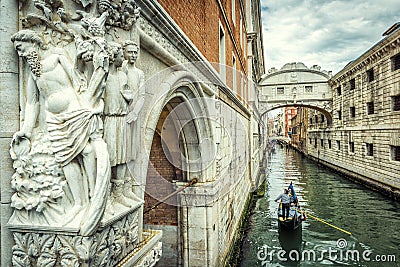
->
xmin=142 ymin=77 xmax=215 ymax=266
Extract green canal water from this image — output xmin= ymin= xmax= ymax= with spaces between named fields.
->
xmin=239 ymin=146 xmax=400 ymax=267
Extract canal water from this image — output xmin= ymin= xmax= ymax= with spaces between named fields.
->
xmin=239 ymin=146 xmax=400 ymax=267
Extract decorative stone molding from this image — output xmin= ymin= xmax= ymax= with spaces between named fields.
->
xmin=11 ymin=210 xmax=139 ymax=267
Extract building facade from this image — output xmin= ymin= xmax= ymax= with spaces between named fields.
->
xmin=0 ymin=1 xmax=265 ymax=267
xmin=307 ymin=23 xmax=400 ymax=198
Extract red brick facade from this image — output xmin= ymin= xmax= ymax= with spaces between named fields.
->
xmin=157 ymin=0 xmax=247 ymax=100
xmin=144 ymin=131 xmax=179 ymax=226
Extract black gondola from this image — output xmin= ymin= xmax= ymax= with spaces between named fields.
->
xmin=277 ymin=202 xmax=305 ymax=231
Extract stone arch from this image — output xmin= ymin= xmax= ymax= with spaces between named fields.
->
xmin=137 ymin=70 xmax=215 ymax=266
xmin=261 ymin=103 xmax=333 ymax=125
xmin=142 ymin=70 xmax=215 ymax=183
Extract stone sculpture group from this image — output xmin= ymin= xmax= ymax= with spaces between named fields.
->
xmin=9 ymin=0 xmax=144 ymax=238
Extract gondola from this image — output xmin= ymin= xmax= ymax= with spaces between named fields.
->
xmin=277 ymin=202 xmax=304 ymax=230
xmin=277 ymin=182 xmax=306 ymax=231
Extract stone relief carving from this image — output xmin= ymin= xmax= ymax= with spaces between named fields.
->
xmin=9 ymin=0 xmax=144 ymax=239
xmin=11 ymin=211 xmax=139 ymax=267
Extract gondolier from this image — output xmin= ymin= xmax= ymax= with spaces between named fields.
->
xmin=275 ymin=189 xmax=291 ymax=220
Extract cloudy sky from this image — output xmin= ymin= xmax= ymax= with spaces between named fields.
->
xmin=261 ymin=0 xmax=400 ymax=75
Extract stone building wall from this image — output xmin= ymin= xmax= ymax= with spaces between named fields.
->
xmin=307 ymin=24 xmax=400 ymax=197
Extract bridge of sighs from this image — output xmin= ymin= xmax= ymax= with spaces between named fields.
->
xmin=258 ymin=62 xmax=333 ymax=124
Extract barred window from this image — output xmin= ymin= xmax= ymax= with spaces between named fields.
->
xmin=350 ymin=106 xmax=356 ymax=118
xmin=305 ymin=86 xmax=313 ymax=93
xmin=349 ymin=142 xmax=355 ymax=153
xmin=392 ymin=95 xmax=400 ymax=111
xmin=337 ymin=110 xmax=342 ymax=120
xmin=366 ymin=143 xmax=374 ymax=156
xmin=366 ymin=68 xmax=374 ymax=82
xmin=367 ymin=102 xmax=374 ymax=115
xmin=350 ymin=78 xmax=356 ymax=90
xmin=277 ymin=87 xmax=284 ymax=94
xmin=337 ymin=86 xmax=342 ymax=96
xmin=390 ymin=146 xmax=400 ymax=161
xmin=391 ymin=53 xmax=400 ymax=71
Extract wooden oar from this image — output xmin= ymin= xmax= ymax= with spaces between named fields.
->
xmin=305 ymin=212 xmax=352 ymax=236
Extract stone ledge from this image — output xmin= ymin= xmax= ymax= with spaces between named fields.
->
xmin=116 ymin=230 xmax=162 ymax=267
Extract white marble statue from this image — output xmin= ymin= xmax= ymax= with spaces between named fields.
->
xmin=122 ymin=40 xmax=145 ymax=159
xmin=10 ymin=28 xmax=111 ymax=236
xmin=103 ymin=41 xmax=140 ymax=212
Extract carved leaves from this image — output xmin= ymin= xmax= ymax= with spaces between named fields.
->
xmin=11 ymin=211 xmax=140 ymax=267
xmin=10 ymin=134 xmax=66 ymax=213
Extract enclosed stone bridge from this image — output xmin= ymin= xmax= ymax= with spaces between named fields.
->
xmin=269 ymin=136 xmax=291 ymax=143
xmin=258 ymin=62 xmax=333 ymax=124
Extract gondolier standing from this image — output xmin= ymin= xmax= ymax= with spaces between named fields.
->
xmin=275 ymin=189 xmax=291 ymax=220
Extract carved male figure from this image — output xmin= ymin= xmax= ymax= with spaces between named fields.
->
xmin=11 ymin=29 xmax=110 ymax=235
xmin=103 ymin=41 xmax=139 ymax=209
xmin=122 ymin=41 xmax=145 ymax=153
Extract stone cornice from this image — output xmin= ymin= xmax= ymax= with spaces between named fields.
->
xmin=261 ymin=69 xmax=331 ymax=82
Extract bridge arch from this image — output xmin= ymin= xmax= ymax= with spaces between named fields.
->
xmin=258 ymin=62 xmax=333 ymax=124
xmin=261 ymin=103 xmax=333 ymax=125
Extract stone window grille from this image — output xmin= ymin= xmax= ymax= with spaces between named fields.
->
xmin=366 ymin=143 xmax=374 ymax=156
xmin=367 ymin=102 xmax=374 ymax=115
xmin=320 ymin=114 xmax=325 ymax=123
xmin=309 ymin=138 xmax=312 ymax=144
xmin=315 ymin=115 xmax=318 ymax=123
xmin=320 ymin=139 xmax=324 ymax=147
xmin=350 ymin=78 xmax=356 ymax=90
xmin=391 ymin=53 xmax=400 ymax=71
xmin=337 ymin=110 xmax=342 ymax=120
xmin=366 ymin=68 xmax=374 ymax=82
xmin=277 ymin=87 xmax=284 ymax=94
xmin=309 ymin=118 xmax=313 ymax=124
xmin=392 ymin=95 xmax=400 ymax=111
xmin=350 ymin=106 xmax=356 ymax=118
xmin=337 ymin=86 xmax=342 ymax=96
xmin=349 ymin=142 xmax=355 ymax=153
xmin=336 ymin=140 xmax=341 ymax=150
xmin=328 ymin=139 xmax=332 ymax=149
xmin=390 ymin=146 xmax=400 ymax=161
xmin=305 ymin=86 xmax=313 ymax=93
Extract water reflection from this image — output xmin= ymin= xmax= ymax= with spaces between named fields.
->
xmin=278 ymin=228 xmax=303 ymax=266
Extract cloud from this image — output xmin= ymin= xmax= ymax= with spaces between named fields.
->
xmin=261 ymin=0 xmax=400 ymax=74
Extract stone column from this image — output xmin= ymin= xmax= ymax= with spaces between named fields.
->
xmin=0 ymin=1 xmax=19 ymax=266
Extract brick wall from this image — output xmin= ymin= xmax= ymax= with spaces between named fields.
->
xmin=157 ymin=0 xmax=247 ymax=93
xmin=158 ymin=0 xmax=219 ymax=63
xmin=144 ymin=132 xmax=178 ymax=226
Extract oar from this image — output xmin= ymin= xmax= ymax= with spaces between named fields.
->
xmin=305 ymin=212 xmax=352 ymax=236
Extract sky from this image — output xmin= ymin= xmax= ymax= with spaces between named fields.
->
xmin=260 ymin=0 xmax=400 ymax=75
